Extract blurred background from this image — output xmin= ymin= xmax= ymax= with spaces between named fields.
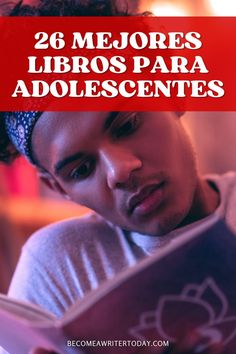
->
xmin=0 ymin=0 xmax=236 ymax=293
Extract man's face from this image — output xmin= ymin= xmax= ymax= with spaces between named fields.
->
xmin=32 ymin=111 xmax=198 ymax=236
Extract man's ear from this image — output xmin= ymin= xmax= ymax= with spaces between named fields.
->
xmin=38 ymin=170 xmax=71 ymax=200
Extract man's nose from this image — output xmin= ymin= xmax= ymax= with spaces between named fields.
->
xmin=100 ymin=145 xmax=142 ymax=189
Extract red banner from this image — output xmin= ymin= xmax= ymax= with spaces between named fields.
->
xmin=0 ymin=16 xmax=235 ymax=111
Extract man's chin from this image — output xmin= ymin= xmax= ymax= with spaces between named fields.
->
xmin=131 ymin=213 xmax=186 ymax=236
xmin=125 ymin=221 xmax=170 ymax=237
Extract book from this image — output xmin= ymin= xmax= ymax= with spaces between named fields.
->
xmin=1 ymin=216 xmax=236 ymax=354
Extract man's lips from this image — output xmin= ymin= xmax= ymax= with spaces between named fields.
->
xmin=127 ymin=182 xmax=165 ymax=217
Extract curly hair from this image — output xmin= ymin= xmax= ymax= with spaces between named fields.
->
xmin=9 ymin=0 xmax=126 ymax=16
xmin=0 ymin=0 xmax=128 ymax=164
xmin=0 ymin=113 xmax=20 ymax=163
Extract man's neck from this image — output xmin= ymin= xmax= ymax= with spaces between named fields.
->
xmin=179 ymin=177 xmax=220 ymax=228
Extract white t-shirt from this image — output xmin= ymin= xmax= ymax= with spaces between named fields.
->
xmin=8 ymin=173 xmax=236 ymax=318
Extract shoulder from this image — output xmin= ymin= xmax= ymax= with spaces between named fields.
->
xmin=207 ymin=171 xmax=236 ymax=189
xmin=206 ymin=172 xmax=236 ymax=203
xmin=8 ymin=213 xmax=126 ymax=316
xmin=21 ymin=212 xmax=137 ymax=278
xmin=207 ymin=172 xmax=236 ymax=232
xmin=23 ymin=212 xmax=119 ymax=256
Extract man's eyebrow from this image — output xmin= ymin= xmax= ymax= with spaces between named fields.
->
xmin=103 ymin=111 xmax=120 ymax=132
xmin=54 ymin=152 xmax=84 ymax=176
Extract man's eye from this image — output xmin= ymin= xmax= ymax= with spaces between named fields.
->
xmin=69 ymin=159 xmax=95 ymax=180
xmin=112 ymin=114 xmax=140 ymax=139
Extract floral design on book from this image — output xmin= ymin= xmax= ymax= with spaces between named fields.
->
xmin=129 ymin=278 xmax=236 ymax=349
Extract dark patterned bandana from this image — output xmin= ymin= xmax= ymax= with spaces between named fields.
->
xmin=4 ymin=111 xmax=42 ymax=164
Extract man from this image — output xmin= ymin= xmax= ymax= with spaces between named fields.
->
xmin=3 ymin=110 xmax=222 ymax=308
xmin=0 ymin=1 xmax=235 ymax=353
xmin=1 ymin=110 xmax=235 ymax=354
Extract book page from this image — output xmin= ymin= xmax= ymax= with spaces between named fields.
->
xmin=0 ymin=294 xmax=56 ymax=323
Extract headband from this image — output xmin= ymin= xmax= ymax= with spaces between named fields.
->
xmin=4 ymin=111 xmax=42 ymax=164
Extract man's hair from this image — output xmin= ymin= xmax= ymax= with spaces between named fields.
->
xmin=8 ymin=0 xmax=126 ymax=17
xmin=0 ymin=113 xmax=19 ymax=163
xmin=0 ymin=0 xmax=128 ymax=164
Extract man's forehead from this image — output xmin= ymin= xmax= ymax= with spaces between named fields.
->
xmin=39 ymin=111 xmax=112 ymax=124
xmin=37 ymin=111 xmax=123 ymax=135
xmin=33 ymin=111 xmax=117 ymax=149
xmin=36 ymin=111 xmax=94 ymax=134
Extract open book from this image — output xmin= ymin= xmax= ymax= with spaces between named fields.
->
xmin=1 ymin=217 xmax=236 ymax=354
